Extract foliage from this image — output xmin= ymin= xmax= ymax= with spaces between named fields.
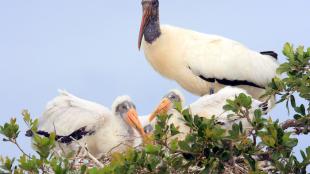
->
xmin=0 ymin=43 xmax=309 ymax=174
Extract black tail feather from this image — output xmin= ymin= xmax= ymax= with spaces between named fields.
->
xmin=25 ymin=129 xmax=34 ymax=137
xmin=260 ymin=51 xmax=278 ymax=60
xmin=25 ymin=126 xmax=95 ymax=145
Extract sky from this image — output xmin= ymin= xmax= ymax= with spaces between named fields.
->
xmin=0 ymin=0 xmax=309 ymax=162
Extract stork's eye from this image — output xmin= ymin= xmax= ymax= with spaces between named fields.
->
xmin=152 ymin=0 xmax=158 ymax=6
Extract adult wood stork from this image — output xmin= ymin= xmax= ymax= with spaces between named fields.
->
xmin=145 ymin=87 xmax=269 ymax=136
xmin=36 ymin=90 xmax=146 ymax=158
xmin=138 ymin=0 xmax=279 ymax=101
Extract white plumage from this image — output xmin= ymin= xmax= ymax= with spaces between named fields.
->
xmin=139 ymin=114 xmax=150 ymax=128
xmin=145 ymin=87 xmax=269 ymax=138
xmin=139 ymin=0 xmax=279 ymax=101
xmin=189 ymin=86 xmax=268 ymax=131
xmin=38 ymin=90 xmax=145 ymax=158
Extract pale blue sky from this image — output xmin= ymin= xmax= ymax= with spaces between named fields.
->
xmin=0 ymin=0 xmax=309 ymax=161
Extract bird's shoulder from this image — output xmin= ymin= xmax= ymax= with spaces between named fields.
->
xmin=161 ymin=24 xmax=242 ymax=46
xmin=46 ymin=90 xmax=110 ymax=116
xmin=190 ymin=87 xmax=247 ymax=109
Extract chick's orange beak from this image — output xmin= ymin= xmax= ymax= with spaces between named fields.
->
xmin=148 ymin=98 xmax=171 ymax=122
xmin=138 ymin=5 xmax=152 ymax=50
xmin=126 ymin=108 xmax=146 ymax=138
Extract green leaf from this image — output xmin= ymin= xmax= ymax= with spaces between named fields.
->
xmin=306 ymin=146 xmax=310 ymax=156
xmin=174 ymin=101 xmax=182 ymax=113
xmin=277 ymin=63 xmax=290 ymax=74
xmin=306 ymin=47 xmax=310 ymax=57
xmin=169 ymin=139 xmax=178 ymax=151
xmin=22 ymin=110 xmax=31 ymax=124
xmin=239 ymin=121 xmax=243 ymax=133
xmin=18 ymin=155 xmax=39 ymax=173
xmin=244 ymin=154 xmax=256 ymax=171
xmin=294 ymin=104 xmax=306 ymax=115
xmin=293 ymin=114 xmax=302 ymax=120
xmin=290 ymin=95 xmax=296 ymax=108
xmin=283 ymin=42 xmax=294 ymax=60
xmin=261 ymin=135 xmax=276 ymax=147
xmin=0 ymin=156 xmax=15 ymax=172
xmin=273 ymin=77 xmax=285 ymax=91
xmin=182 ymin=109 xmax=192 ymax=124
xmin=0 ymin=118 xmax=20 ymax=140
xmin=80 ymin=165 xmax=87 ymax=174
xmin=296 ymin=45 xmax=304 ymax=61
xmin=282 ymin=134 xmax=298 ymax=148
xmin=223 ymin=104 xmax=235 ymax=112
xmin=238 ymin=93 xmax=252 ymax=109
xmin=178 ymin=141 xmax=191 ymax=151
xmin=170 ymin=124 xmax=180 ymax=136
xmin=254 ymin=109 xmax=262 ymax=118
xmin=144 ymin=144 xmax=160 ymax=154
xmin=300 ymin=150 xmax=307 ymax=161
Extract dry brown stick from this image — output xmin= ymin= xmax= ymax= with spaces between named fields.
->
xmin=71 ymin=139 xmax=104 ymax=168
xmin=281 ymin=118 xmax=310 ymax=134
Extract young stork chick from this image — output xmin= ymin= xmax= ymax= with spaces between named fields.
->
xmin=146 ymin=87 xmax=269 ymax=136
xmin=144 ymin=90 xmax=190 ymax=140
xmin=189 ymin=87 xmax=269 ymax=132
xmin=138 ymin=0 xmax=279 ymax=102
xmin=36 ymin=90 xmax=146 ymax=158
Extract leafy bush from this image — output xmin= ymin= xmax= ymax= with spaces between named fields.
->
xmin=1 ymin=43 xmax=309 ymax=174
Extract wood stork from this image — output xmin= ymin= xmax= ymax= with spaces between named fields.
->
xmin=138 ymin=0 xmax=279 ymax=101
xmin=143 ymin=89 xmax=190 ymax=140
xmin=36 ymin=90 xmax=146 ymax=158
xmin=145 ymin=87 xmax=269 ymax=136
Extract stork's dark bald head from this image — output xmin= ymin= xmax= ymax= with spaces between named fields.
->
xmin=141 ymin=0 xmax=159 ymax=7
xmin=138 ymin=0 xmax=161 ymax=49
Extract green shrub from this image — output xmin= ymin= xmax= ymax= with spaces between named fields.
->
xmin=1 ymin=43 xmax=309 ymax=174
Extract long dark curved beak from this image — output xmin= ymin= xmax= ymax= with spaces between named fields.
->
xmin=138 ymin=5 xmax=152 ymax=50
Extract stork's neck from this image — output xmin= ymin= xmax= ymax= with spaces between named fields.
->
xmin=144 ymin=14 xmax=161 ymax=44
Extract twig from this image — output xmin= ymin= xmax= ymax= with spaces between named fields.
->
xmin=70 ymin=146 xmax=82 ymax=169
xmin=106 ymin=142 xmax=133 ymax=155
xmin=11 ymin=139 xmax=31 ymax=158
xmin=81 ymin=144 xmax=104 ymax=168
xmin=53 ymin=122 xmax=66 ymax=155
xmin=282 ymin=119 xmax=302 ymax=130
xmin=281 ymin=118 xmax=310 ymax=134
xmin=72 ymin=139 xmax=104 ymax=168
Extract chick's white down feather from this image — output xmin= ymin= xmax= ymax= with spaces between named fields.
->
xmin=142 ymin=25 xmax=279 ymax=99
xmin=147 ymin=87 xmax=267 ymax=140
xmin=189 ymin=86 xmax=266 ymax=131
xmin=38 ymin=90 xmax=142 ymax=158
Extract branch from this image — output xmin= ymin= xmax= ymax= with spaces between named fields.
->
xmin=281 ymin=119 xmax=310 ymax=134
xmin=11 ymin=139 xmax=31 ymax=158
xmin=71 ymin=138 xmax=104 ymax=168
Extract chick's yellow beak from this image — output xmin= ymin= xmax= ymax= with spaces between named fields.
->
xmin=126 ymin=108 xmax=146 ymax=138
xmin=148 ymin=98 xmax=171 ymax=122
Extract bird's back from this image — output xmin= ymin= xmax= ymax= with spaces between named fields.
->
xmin=142 ymin=25 xmax=278 ymax=98
xmin=39 ymin=90 xmax=111 ymax=135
